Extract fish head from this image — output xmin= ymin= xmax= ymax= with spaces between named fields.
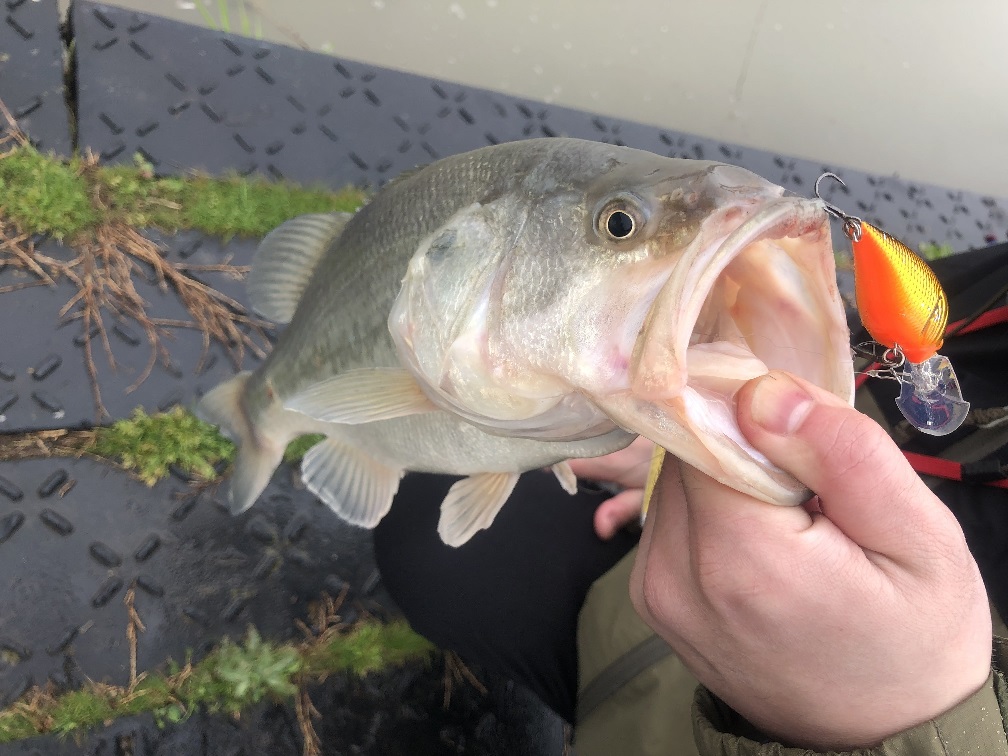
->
xmin=390 ymin=144 xmax=853 ymax=505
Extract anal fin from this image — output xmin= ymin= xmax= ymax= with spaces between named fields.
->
xmin=286 ymin=368 xmax=437 ymax=424
xmin=301 ymin=438 xmax=403 ymax=527
xmin=550 ymin=461 xmax=578 ymax=495
xmin=438 ymin=472 xmax=520 ymax=547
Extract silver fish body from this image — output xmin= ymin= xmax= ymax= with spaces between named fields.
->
xmin=198 ymin=138 xmax=853 ymax=545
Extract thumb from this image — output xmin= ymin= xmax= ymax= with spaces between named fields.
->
xmin=736 ymin=371 xmax=955 ymax=559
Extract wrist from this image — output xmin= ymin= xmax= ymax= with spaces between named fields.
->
xmin=695 ymin=665 xmax=999 ymax=754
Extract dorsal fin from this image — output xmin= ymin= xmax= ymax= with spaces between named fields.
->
xmin=248 ymin=212 xmax=353 ymax=324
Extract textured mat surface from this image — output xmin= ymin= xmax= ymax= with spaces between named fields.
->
xmin=0 ymin=0 xmax=71 ymax=154
xmin=1 ymin=1 xmax=1007 ymax=753
xmin=71 ymin=3 xmax=1006 ymax=252
xmin=0 ymin=233 xmax=269 ymax=432
xmin=0 ymin=457 xmax=388 ymax=704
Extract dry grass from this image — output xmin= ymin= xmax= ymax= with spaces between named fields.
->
xmin=442 ymin=651 xmax=487 ymax=710
xmin=0 ymin=427 xmax=96 ymax=461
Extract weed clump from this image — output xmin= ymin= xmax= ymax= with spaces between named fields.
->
xmin=92 ymin=406 xmax=235 ymax=485
xmin=0 ymin=621 xmax=434 ymax=744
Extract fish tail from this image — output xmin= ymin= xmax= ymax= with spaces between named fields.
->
xmin=196 ymin=371 xmax=285 ymax=513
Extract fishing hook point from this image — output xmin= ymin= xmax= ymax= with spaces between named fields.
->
xmin=814 ymin=172 xmax=863 ymax=242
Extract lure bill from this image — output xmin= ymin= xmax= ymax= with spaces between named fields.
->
xmin=816 ymin=173 xmax=969 ymax=435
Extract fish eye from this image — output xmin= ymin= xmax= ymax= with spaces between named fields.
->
xmin=596 ymin=197 xmax=646 ymax=242
xmin=607 ymin=211 xmax=634 ymax=238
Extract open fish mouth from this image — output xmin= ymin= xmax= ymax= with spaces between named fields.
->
xmin=623 ymin=196 xmax=854 ymax=505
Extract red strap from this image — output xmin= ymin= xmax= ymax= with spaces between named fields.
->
xmin=854 ymin=305 xmax=1008 ymax=390
xmin=946 ymin=305 xmax=1008 ymax=336
xmin=854 ymin=363 xmax=879 ymax=389
xmin=903 ymin=450 xmax=1008 ymax=489
xmin=853 ymin=299 xmax=1008 ymax=488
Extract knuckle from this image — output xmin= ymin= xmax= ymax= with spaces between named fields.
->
xmin=635 ymin=551 xmax=674 ymax=627
xmin=691 ymin=543 xmax=761 ymax=612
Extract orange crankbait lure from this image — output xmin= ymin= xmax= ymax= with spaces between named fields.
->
xmin=846 ymin=221 xmax=947 ymax=364
xmin=815 ymin=173 xmax=969 ymax=436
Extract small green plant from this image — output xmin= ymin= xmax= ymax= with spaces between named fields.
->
xmin=92 ymin=406 xmax=235 ymax=485
xmin=212 ymin=627 xmax=301 ymax=709
xmin=1 ymin=407 xmax=333 ymax=485
xmin=0 ymin=146 xmax=99 ymax=240
xmin=195 ymin=0 xmax=263 ymax=38
xmin=49 ymin=691 xmax=115 ymax=736
xmin=284 ymin=433 xmax=324 ymax=463
xmin=919 ymin=241 xmax=955 ymax=261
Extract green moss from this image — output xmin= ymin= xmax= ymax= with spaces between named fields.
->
xmin=84 ymin=407 xmax=330 ymax=484
xmin=175 ymin=175 xmax=361 ymax=237
xmin=303 ymin=620 xmax=436 ymax=677
xmin=0 ymin=621 xmax=434 ymax=744
xmin=0 ymin=144 xmax=365 ymax=241
xmin=49 ymin=691 xmax=116 ymax=736
xmin=200 ymin=628 xmax=301 ymax=712
xmin=92 ymin=406 xmax=235 ymax=485
xmin=115 ymin=677 xmax=174 ymax=717
xmin=0 ymin=713 xmax=38 ymax=742
xmin=0 ymin=147 xmax=99 ymax=239
xmin=96 ymin=163 xmax=363 ymax=237
xmin=283 ymin=433 xmax=325 ymax=463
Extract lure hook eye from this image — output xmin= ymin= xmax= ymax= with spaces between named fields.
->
xmin=881 ymin=345 xmax=906 ymax=370
xmin=814 ymin=172 xmax=863 ymax=242
xmin=852 ymin=341 xmax=903 ymax=367
xmin=857 ymin=342 xmax=908 ymax=383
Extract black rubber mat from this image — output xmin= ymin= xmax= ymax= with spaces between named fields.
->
xmin=0 ymin=0 xmax=71 ymax=154
xmin=0 ymin=232 xmax=269 ymax=432
xmin=0 ymin=455 xmax=566 ymax=755
xmin=2 ymin=1 xmax=1008 ymax=753
xmin=0 ymin=457 xmax=389 ymax=704
xmin=72 ymin=2 xmax=1007 ymax=253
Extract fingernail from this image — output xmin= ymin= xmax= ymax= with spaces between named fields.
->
xmin=749 ymin=373 xmax=813 ymax=435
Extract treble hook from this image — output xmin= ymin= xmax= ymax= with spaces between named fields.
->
xmin=814 ymin=172 xmax=864 ymax=242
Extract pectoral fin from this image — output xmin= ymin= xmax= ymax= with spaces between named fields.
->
xmin=301 ymin=438 xmax=403 ymax=527
xmin=550 ymin=462 xmax=578 ymax=495
xmin=437 ymin=472 xmax=520 ymax=547
xmin=286 ymin=368 xmax=438 ymax=424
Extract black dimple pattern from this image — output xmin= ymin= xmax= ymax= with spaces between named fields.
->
xmin=0 ymin=0 xmax=72 ymax=154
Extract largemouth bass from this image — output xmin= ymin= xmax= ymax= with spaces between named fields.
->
xmin=198 ymin=138 xmax=853 ymax=546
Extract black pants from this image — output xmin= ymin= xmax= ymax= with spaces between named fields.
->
xmin=373 ymin=470 xmax=637 ymax=722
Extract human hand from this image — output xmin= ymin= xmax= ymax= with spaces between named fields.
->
xmin=630 ymin=370 xmax=992 ymax=750
xmin=566 ymin=436 xmax=654 ymax=539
